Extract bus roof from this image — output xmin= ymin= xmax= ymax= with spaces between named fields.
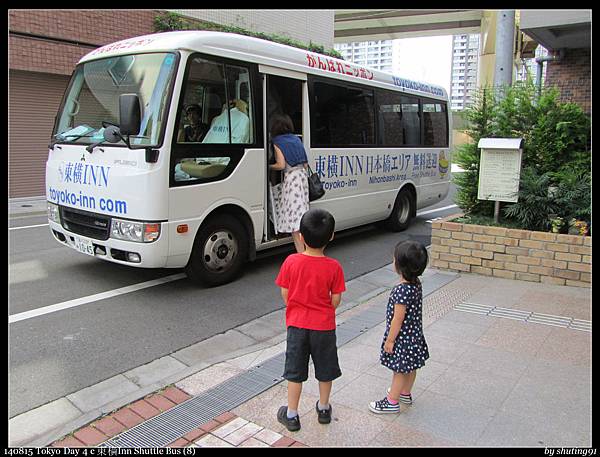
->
xmin=80 ymin=31 xmax=448 ymax=101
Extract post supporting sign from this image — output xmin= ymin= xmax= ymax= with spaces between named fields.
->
xmin=477 ymin=138 xmax=524 ymax=223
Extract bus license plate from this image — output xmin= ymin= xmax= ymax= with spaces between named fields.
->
xmin=73 ymin=236 xmax=94 ymax=256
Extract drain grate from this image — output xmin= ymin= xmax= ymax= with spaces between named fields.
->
xmin=454 ymin=302 xmax=591 ymax=332
xmin=102 ymin=272 xmax=459 ymax=448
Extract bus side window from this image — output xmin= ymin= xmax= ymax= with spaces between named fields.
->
xmin=423 ymin=102 xmax=448 ymax=147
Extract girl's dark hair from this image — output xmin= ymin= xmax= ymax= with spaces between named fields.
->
xmin=270 ymin=113 xmax=294 ymax=137
xmin=393 ymin=241 xmax=428 ymax=283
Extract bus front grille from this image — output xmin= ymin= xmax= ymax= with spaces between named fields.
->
xmin=60 ymin=206 xmax=111 ymax=240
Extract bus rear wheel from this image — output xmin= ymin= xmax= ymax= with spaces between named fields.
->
xmin=185 ymin=214 xmax=248 ymax=287
xmin=386 ymin=187 xmax=415 ymax=232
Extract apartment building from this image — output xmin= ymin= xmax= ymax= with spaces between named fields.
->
xmin=334 ymin=40 xmax=394 ymax=72
xmin=450 ymin=34 xmax=480 ymax=111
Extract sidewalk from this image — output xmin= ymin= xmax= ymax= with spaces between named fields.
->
xmin=12 ymin=262 xmax=590 ymax=448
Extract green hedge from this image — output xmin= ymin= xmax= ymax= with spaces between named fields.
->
xmin=453 ymin=80 xmax=590 ymax=234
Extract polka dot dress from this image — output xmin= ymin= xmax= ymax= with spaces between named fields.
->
xmin=380 ymin=282 xmax=429 ymax=373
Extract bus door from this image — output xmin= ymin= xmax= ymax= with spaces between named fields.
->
xmin=259 ymin=67 xmax=308 ymax=242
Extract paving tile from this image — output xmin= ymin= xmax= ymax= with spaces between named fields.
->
xmin=393 ymin=391 xmax=496 ymax=445
xmin=51 ymin=436 xmax=86 ymax=448
xmin=176 ymin=362 xmax=245 ymax=396
xmin=425 ymin=317 xmax=490 ymax=343
xmin=195 ymin=434 xmax=234 ymax=447
xmin=451 ymin=343 xmax=533 ymax=381
xmin=111 ymin=408 xmax=145 ymax=429
xmin=10 ymin=397 xmax=83 ymax=447
xmin=212 ymin=417 xmax=248 ymax=438
xmin=66 ymin=374 xmax=139 ymax=413
xmin=160 ymin=386 xmax=191 ymax=404
xmin=500 ymin=372 xmax=591 ymax=428
xmin=426 ymin=365 xmax=518 ymax=409
xmin=474 ymin=318 xmax=553 ymax=356
xmin=425 ymin=334 xmax=475 ymax=364
xmin=214 ymin=411 xmax=237 ymax=424
xmin=272 ymin=436 xmax=296 ymax=447
xmin=238 ymin=437 xmax=270 ymax=447
xmin=182 ymin=428 xmax=206 ymax=442
xmin=128 ymin=400 xmax=160 ymax=420
xmin=92 ymin=416 xmax=127 ymax=438
xmin=73 ymin=426 xmax=108 ymax=446
xmin=123 ymin=356 xmax=187 ymax=387
xmin=227 ymin=342 xmax=287 ymax=370
xmin=534 ymin=327 xmax=591 ymax=367
xmin=199 ymin=420 xmax=221 ymax=433
xmin=371 ymin=421 xmax=458 ymax=447
xmin=172 ymin=330 xmax=258 ymax=367
xmin=145 ymin=394 xmax=176 ymax=412
xmin=222 ymin=422 xmax=263 ymax=446
xmin=477 ymin=410 xmax=590 ymax=447
xmin=475 ymin=411 xmax=550 ymax=447
xmin=254 ymin=428 xmax=283 ymax=445
xmin=337 ymin=342 xmax=381 ymax=372
xmin=290 ymin=441 xmax=309 ymax=447
xmin=167 ymin=438 xmax=190 ymax=448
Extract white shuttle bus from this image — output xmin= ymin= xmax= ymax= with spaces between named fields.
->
xmin=46 ymin=31 xmax=451 ymax=286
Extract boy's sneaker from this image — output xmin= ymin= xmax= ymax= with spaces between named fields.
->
xmin=368 ymin=397 xmax=400 ymax=414
xmin=387 ymin=387 xmax=413 ymax=405
xmin=277 ymin=406 xmax=301 ymax=432
xmin=315 ymin=401 xmax=332 ymax=424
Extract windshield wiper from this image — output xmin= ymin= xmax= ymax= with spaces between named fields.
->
xmin=49 ymin=133 xmax=96 ymax=149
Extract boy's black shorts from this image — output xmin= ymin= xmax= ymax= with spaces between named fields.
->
xmin=283 ymin=326 xmax=342 ymax=383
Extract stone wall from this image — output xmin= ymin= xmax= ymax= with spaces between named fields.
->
xmin=430 ymin=215 xmax=591 ymax=288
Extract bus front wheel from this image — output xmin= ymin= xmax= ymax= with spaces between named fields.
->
xmin=386 ymin=188 xmax=414 ymax=232
xmin=185 ymin=214 xmax=249 ymax=287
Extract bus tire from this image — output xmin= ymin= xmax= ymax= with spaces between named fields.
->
xmin=386 ymin=187 xmax=414 ymax=232
xmin=185 ymin=214 xmax=249 ymax=287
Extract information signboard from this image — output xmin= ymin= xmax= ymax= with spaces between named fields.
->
xmin=477 ymin=138 xmax=523 ymax=203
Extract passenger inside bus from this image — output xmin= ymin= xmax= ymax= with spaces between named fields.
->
xmin=177 ymin=104 xmax=210 ymax=142
xmin=202 ymin=98 xmax=250 ymax=144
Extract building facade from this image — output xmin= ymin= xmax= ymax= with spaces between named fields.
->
xmin=449 ymin=34 xmax=480 ymax=111
xmin=334 ymin=40 xmax=393 ymax=71
xmin=9 ymin=9 xmax=335 ymax=199
xmin=172 ymin=9 xmax=335 ymax=50
xmin=519 ymin=9 xmax=591 ymax=115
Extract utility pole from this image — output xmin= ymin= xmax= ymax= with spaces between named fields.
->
xmin=492 ymin=10 xmax=515 ymax=223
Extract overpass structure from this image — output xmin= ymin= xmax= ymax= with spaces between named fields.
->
xmin=334 ymin=9 xmax=484 ymax=42
xmin=333 ymin=9 xmax=539 ymax=88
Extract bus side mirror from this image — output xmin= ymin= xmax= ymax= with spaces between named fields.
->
xmin=119 ymin=94 xmax=141 ymax=136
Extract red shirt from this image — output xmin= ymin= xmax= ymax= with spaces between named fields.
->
xmin=275 ymin=253 xmax=346 ymax=331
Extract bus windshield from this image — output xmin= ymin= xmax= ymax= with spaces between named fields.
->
xmin=53 ymin=52 xmax=178 ymax=147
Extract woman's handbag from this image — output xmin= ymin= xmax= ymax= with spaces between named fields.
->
xmin=306 ymin=164 xmax=325 ymax=202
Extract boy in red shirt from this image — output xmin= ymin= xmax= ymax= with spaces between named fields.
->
xmin=275 ymin=208 xmax=346 ymax=432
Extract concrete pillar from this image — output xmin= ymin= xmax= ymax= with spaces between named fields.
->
xmin=494 ymin=10 xmax=516 ymax=89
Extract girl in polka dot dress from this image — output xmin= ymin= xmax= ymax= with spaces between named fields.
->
xmin=369 ymin=241 xmax=429 ymax=414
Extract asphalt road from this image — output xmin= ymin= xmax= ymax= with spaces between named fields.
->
xmin=9 ymin=184 xmax=458 ymax=418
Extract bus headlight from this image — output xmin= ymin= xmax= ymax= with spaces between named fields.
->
xmin=111 ymin=219 xmax=160 ymax=243
xmin=47 ymin=202 xmax=60 ymax=224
